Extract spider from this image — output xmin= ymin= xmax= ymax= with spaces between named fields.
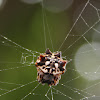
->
xmin=35 ymin=49 xmax=68 ymax=86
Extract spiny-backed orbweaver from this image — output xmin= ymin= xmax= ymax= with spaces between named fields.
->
xmin=35 ymin=49 xmax=68 ymax=86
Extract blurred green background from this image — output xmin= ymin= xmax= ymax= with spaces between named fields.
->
xmin=0 ymin=0 xmax=100 ymax=100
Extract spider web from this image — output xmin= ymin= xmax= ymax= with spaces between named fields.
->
xmin=0 ymin=0 xmax=100 ymax=100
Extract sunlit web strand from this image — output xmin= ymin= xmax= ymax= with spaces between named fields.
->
xmin=81 ymin=16 xmax=100 ymax=34
xmin=82 ymin=36 xmax=96 ymax=50
xmin=0 ymin=34 xmax=40 ymax=54
xmin=1 ymin=40 xmax=38 ymax=64
xmin=89 ymin=2 xmax=100 ymax=19
xmin=45 ymin=87 xmax=51 ymax=100
xmin=0 ymin=65 xmax=33 ymax=72
xmin=82 ymin=81 xmax=100 ymax=91
xmin=41 ymin=0 xmax=54 ymax=51
xmin=0 ymin=81 xmax=23 ymax=86
xmin=58 ymin=0 xmax=90 ymax=51
xmin=45 ymin=86 xmax=74 ymax=100
xmin=41 ymin=0 xmax=47 ymax=50
xmin=1 ymin=39 xmax=40 ymax=63
xmin=62 ymin=19 xmax=100 ymax=54
xmin=66 ymin=68 xmax=100 ymax=83
xmin=60 ymin=84 xmax=93 ymax=100
xmin=61 ymin=2 xmax=100 ymax=54
xmin=94 ymin=65 xmax=100 ymax=74
xmin=0 ymin=80 xmax=37 ymax=97
xmin=59 ymin=70 xmax=100 ymax=99
xmin=73 ymin=88 xmax=93 ymax=97
xmin=60 ymin=76 xmax=100 ymax=96
xmin=81 ymin=95 xmax=96 ymax=100
xmin=68 ymin=67 xmax=100 ymax=76
xmin=43 ymin=8 xmax=54 ymax=52
xmin=50 ymin=86 xmax=54 ymax=100
xmin=0 ymin=62 xmax=21 ymax=64
xmin=44 ymin=86 xmax=54 ymax=100
xmin=67 ymin=47 xmax=100 ymax=57
xmin=21 ymin=83 xmax=40 ymax=100
xmin=61 ymin=84 xmax=94 ymax=98
xmin=0 ymin=88 xmax=9 ymax=92
xmin=60 ymin=71 xmax=100 ymax=85
xmin=61 ymin=76 xmax=81 ymax=84
xmin=52 ymin=87 xmax=74 ymax=100
xmin=67 ymin=35 xmax=82 ymax=37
